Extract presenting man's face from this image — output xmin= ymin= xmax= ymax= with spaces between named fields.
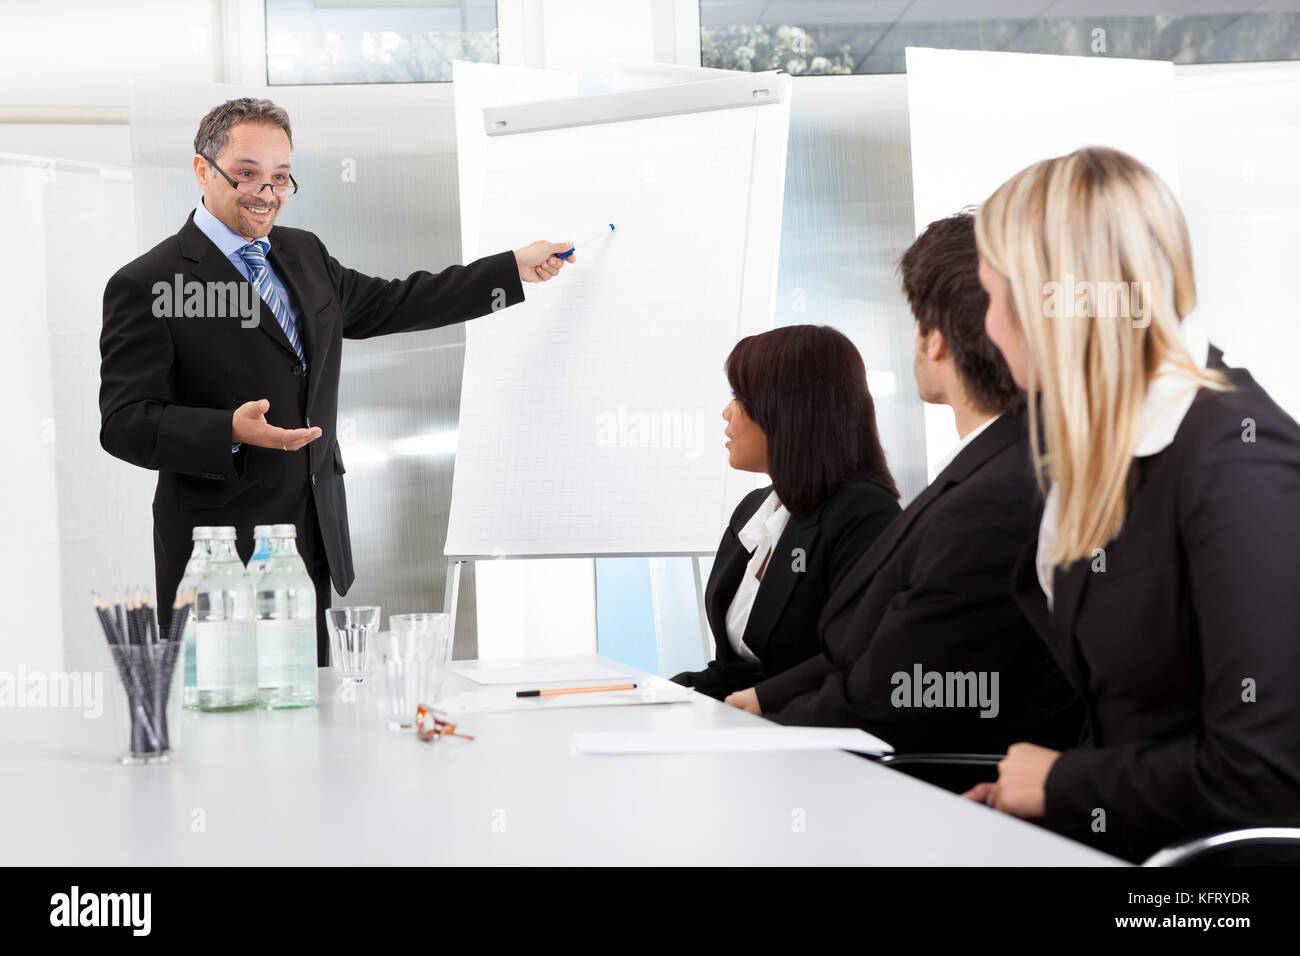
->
xmin=195 ymin=121 xmax=293 ymax=241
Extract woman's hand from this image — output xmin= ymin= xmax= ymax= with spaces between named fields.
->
xmin=724 ymin=687 xmax=762 ymax=714
xmin=961 ymin=742 xmax=1060 ymax=819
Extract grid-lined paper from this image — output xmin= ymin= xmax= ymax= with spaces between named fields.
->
xmin=445 ymin=105 xmax=760 ymax=557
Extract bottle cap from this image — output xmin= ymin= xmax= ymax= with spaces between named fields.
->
xmin=253 ymin=524 xmax=274 ymax=534
xmin=191 ymin=526 xmax=216 ymax=540
xmin=271 ymin=523 xmax=298 ymax=538
xmin=211 ymin=526 xmax=237 ymax=540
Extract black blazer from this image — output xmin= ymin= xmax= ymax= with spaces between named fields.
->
xmin=762 ymin=411 xmax=1084 ymax=758
xmin=99 ymin=211 xmax=523 ymax=635
xmin=1017 ymin=350 xmax=1300 ymax=861
xmin=671 ymin=480 xmax=901 ymax=701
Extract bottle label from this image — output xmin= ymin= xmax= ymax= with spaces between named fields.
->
xmin=257 ymin=619 xmax=318 ymax=688
xmin=183 ymin=618 xmax=197 ymax=688
xmin=195 ymin=620 xmax=258 ymax=691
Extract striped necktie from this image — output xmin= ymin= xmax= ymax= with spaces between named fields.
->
xmin=238 ymin=239 xmax=305 ymax=367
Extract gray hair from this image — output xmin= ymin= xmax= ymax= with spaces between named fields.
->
xmin=193 ymin=98 xmax=293 ymax=159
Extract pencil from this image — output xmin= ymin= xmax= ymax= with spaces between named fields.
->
xmin=167 ymin=589 xmax=194 ymax=644
xmin=113 ymin=590 xmax=125 ymax=644
xmin=91 ymin=593 xmax=121 ymax=645
xmin=143 ymin=590 xmax=158 ymax=646
xmin=515 ymin=683 xmax=637 ymax=698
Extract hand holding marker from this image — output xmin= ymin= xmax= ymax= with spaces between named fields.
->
xmin=555 ymin=223 xmax=615 ymax=261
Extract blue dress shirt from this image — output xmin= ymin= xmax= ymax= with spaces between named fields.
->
xmin=193 ymin=199 xmax=306 ymax=453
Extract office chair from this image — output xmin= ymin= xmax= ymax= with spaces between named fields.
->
xmin=873 ymin=752 xmax=1300 ymax=866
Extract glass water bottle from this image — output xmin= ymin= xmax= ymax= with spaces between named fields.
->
xmin=255 ymin=523 xmax=318 ymax=709
xmin=193 ymin=526 xmax=258 ymax=711
xmin=179 ymin=526 xmax=215 ymax=710
xmin=246 ymin=524 xmax=274 ymax=577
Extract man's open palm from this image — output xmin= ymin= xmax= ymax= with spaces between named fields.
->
xmin=232 ymin=399 xmax=322 ymax=451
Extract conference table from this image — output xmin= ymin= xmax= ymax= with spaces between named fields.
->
xmin=0 ymin=655 xmax=1122 ymax=865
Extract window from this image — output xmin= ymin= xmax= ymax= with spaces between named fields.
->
xmin=701 ymin=1 xmax=1300 ymax=75
xmin=266 ymin=0 xmax=498 ymax=85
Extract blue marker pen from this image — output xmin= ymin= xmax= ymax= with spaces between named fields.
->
xmin=557 ymin=223 xmax=615 ymax=259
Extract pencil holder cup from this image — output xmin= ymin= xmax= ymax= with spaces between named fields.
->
xmin=104 ymin=641 xmax=186 ymax=765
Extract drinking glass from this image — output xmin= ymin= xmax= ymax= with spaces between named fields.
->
xmin=391 ymin=612 xmax=452 ymax=702
xmin=326 ymin=606 xmax=379 ymax=683
xmin=376 ymin=641 xmax=423 ymax=731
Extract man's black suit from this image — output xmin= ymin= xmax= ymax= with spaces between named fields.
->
xmin=100 ymin=211 xmax=523 ymax=660
xmin=759 ymin=412 xmax=1084 ymax=762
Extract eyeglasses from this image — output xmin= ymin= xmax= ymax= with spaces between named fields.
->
xmin=200 ymin=153 xmax=299 ymax=198
xmin=415 ymin=704 xmax=475 ymax=742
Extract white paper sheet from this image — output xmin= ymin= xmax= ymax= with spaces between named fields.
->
xmin=446 ymin=92 xmax=765 ymax=557
xmin=571 ymin=726 xmax=893 ymax=756
xmin=438 ymin=676 xmax=693 ymax=713
xmin=452 ymin=660 xmax=631 ymax=686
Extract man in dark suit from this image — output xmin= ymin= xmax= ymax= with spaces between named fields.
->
xmin=99 ymin=97 xmax=573 ymax=662
xmin=725 ymin=212 xmax=1082 ymax=766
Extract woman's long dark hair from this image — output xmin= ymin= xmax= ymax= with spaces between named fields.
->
xmin=726 ymin=325 xmax=899 ymax=517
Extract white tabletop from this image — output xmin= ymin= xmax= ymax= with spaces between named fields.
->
xmin=0 ymin=656 xmax=1122 ymax=865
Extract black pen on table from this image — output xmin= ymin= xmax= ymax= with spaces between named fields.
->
xmin=515 ymin=683 xmax=637 ymax=698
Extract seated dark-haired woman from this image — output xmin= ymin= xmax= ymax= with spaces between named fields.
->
xmin=670 ymin=325 xmax=901 ymax=702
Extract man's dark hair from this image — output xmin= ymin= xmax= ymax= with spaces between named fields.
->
xmin=897 ymin=211 xmax=1024 ymax=415
xmin=194 ymin=98 xmax=293 ymax=159
xmin=726 ymin=324 xmax=899 ymax=517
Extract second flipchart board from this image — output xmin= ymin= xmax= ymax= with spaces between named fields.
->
xmin=904 ymin=47 xmax=1181 ymax=480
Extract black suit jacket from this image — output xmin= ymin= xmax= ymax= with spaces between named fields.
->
xmin=762 ymin=411 xmax=1084 ymax=758
xmin=671 ymin=481 xmax=900 ymax=701
xmin=99 ymin=211 xmax=523 ymax=628
xmin=1018 ymin=350 xmax=1300 ymax=861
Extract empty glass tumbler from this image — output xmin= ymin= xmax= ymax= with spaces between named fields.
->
xmin=326 ymin=606 xmax=379 ymax=683
xmin=376 ymin=615 xmax=452 ymax=730
xmin=391 ymin=612 xmax=452 ymax=699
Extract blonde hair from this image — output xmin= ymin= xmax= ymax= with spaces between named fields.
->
xmin=974 ymin=147 xmax=1226 ymax=566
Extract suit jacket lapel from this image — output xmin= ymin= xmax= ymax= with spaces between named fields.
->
xmin=1011 ymin=539 xmax=1050 ymax=644
xmin=818 ymin=477 xmax=945 ymax=624
xmin=180 ymin=213 xmax=300 ymax=362
xmin=267 ymin=240 xmax=334 ymax=415
xmin=705 ymin=492 xmax=768 ymax=663
xmin=1049 ymin=558 xmax=1098 ymax=740
xmin=740 ymin=508 xmax=820 ymax=660
xmin=821 ymin=411 xmax=1028 ymax=624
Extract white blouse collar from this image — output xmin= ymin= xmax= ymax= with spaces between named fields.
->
xmin=737 ymin=489 xmax=788 ymax=554
xmin=1133 ymin=311 xmax=1211 ymax=458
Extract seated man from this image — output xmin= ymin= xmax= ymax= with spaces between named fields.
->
xmin=726 ymin=212 xmax=1082 ymax=769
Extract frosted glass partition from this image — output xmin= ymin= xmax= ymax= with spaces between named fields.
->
xmin=775 ymin=73 xmax=928 ymax=502
xmin=0 ymin=155 xmax=150 ymax=676
xmin=129 ymin=83 xmax=482 ymax=657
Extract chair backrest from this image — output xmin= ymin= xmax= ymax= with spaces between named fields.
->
xmin=1143 ymin=828 xmax=1300 ymax=867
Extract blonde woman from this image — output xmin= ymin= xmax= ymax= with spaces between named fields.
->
xmin=965 ymin=146 xmax=1300 ymax=862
